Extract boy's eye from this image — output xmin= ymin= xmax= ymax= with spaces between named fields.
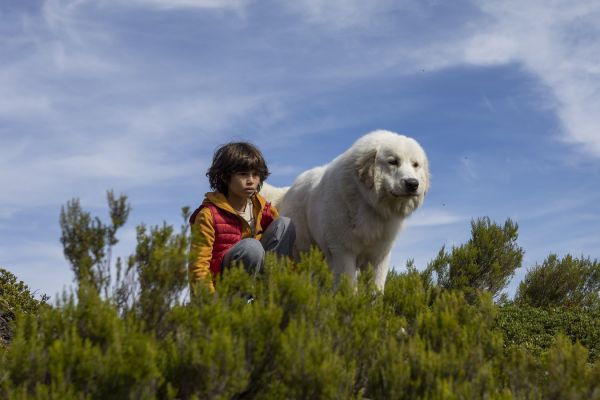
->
xmin=238 ymin=171 xmax=259 ymax=178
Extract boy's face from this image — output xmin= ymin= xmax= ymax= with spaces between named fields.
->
xmin=227 ymin=170 xmax=261 ymax=199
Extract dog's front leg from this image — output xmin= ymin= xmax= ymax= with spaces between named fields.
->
xmin=327 ymin=251 xmax=357 ymax=287
xmin=373 ymin=252 xmax=391 ymax=292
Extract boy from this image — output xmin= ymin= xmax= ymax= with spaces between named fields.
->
xmin=189 ymin=142 xmax=295 ymax=294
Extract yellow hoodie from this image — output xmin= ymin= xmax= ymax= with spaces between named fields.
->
xmin=188 ymin=191 xmax=279 ymax=293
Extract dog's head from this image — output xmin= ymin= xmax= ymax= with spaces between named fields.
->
xmin=354 ymin=130 xmax=430 ymax=216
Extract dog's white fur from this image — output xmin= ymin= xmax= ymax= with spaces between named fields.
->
xmin=261 ymin=130 xmax=430 ymax=290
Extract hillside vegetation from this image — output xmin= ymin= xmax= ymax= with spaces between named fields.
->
xmin=1 ymin=192 xmax=599 ymax=399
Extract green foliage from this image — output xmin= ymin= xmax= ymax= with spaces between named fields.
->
xmin=59 ymin=193 xmax=190 ymax=338
xmin=125 ymin=215 xmax=190 ymax=338
xmin=3 ymin=295 xmax=162 ymax=399
xmin=0 ymin=268 xmax=48 ymax=316
xmin=515 ymin=254 xmax=600 ymax=309
xmin=2 ymin=193 xmax=599 ymax=399
xmin=3 ymin=253 xmax=600 ymax=398
xmin=425 ymin=217 xmax=524 ymax=301
xmin=59 ymin=190 xmax=131 ymax=297
xmin=501 ymin=334 xmax=600 ymax=399
xmin=0 ymin=269 xmax=48 ymax=346
xmin=497 ymin=304 xmax=600 ymax=362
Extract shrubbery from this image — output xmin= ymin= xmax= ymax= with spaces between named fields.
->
xmin=515 ymin=254 xmax=600 ymax=309
xmin=1 ymin=193 xmax=599 ymax=399
xmin=0 ymin=268 xmax=48 ymax=346
xmin=498 ymin=304 xmax=600 ymax=363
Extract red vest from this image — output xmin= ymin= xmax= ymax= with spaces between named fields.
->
xmin=190 ymin=201 xmax=274 ymax=278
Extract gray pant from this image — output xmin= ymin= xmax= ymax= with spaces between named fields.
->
xmin=221 ymin=217 xmax=295 ymax=275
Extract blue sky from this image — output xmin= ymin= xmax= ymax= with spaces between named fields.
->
xmin=2 ymin=0 xmax=600 ymax=300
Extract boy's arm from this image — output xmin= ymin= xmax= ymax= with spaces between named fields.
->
xmin=189 ymin=207 xmax=216 ymax=294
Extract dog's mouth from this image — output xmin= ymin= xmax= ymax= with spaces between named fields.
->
xmin=390 ymin=191 xmax=419 ymax=198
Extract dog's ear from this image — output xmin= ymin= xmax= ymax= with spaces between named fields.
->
xmin=423 ymin=161 xmax=431 ymax=195
xmin=355 ymin=150 xmax=377 ymax=189
xmin=420 ymin=155 xmax=431 ymax=195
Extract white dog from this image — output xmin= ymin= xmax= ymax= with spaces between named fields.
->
xmin=261 ymin=130 xmax=430 ymax=290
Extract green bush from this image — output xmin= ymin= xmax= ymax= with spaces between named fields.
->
xmin=497 ymin=304 xmax=600 ymax=363
xmin=0 ymin=268 xmax=48 ymax=346
xmin=2 ymin=194 xmax=600 ymax=399
xmin=425 ymin=217 xmax=524 ymax=302
xmin=3 ymin=254 xmax=600 ymax=399
xmin=515 ymin=254 xmax=600 ymax=309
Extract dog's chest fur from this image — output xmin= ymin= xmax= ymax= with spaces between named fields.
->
xmin=345 ymin=201 xmax=402 ymax=248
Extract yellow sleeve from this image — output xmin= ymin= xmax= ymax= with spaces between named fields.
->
xmin=189 ymin=207 xmax=216 ymax=294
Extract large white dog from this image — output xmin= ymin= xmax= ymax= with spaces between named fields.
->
xmin=261 ymin=130 xmax=430 ymax=290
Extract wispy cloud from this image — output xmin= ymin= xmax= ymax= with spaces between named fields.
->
xmin=112 ymin=0 xmax=251 ymax=12
xmin=2 ymin=0 xmax=599 ymax=219
xmin=467 ymin=1 xmax=600 ymax=156
xmin=0 ymin=0 xmax=277 ymax=214
xmin=406 ymin=208 xmax=464 ymax=228
xmin=285 ymin=0 xmax=416 ymax=30
xmin=280 ymin=0 xmax=600 ymax=158
xmin=0 ymin=69 xmax=52 ymax=117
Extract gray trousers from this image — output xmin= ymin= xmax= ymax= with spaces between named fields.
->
xmin=221 ymin=217 xmax=295 ymax=275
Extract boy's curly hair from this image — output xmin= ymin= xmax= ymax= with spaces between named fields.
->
xmin=206 ymin=142 xmax=270 ymax=195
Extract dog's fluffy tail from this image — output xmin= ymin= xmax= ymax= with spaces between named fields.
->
xmin=260 ymin=182 xmax=289 ymax=208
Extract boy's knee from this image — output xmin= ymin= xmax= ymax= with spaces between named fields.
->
xmin=240 ymin=238 xmax=265 ymax=259
xmin=222 ymin=238 xmax=265 ymax=274
xmin=236 ymin=239 xmax=265 ymax=273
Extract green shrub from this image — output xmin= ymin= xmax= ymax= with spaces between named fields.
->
xmin=0 ymin=268 xmax=48 ymax=315
xmin=515 ymin=254 xmax=600 ymax=309
xmin=497 ymin=304 xmax=600 ymax=362
xmin=2 ymin=194 xmax=599 ymax=399
xmin=425 ymin=217 xmax=524 ymax=302
xmin=0 ymin=268 xmax=48 ymax=346
xmin=4 ymin=254 xmax=599 ymax=399
xmin=502 ymin=335 xmax=600 ymax=399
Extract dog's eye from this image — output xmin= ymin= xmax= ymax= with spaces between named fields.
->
xmin=388 ymin=159 xmax=399 ymax=166
xmin=412 ymin=161 xmax=420 ymax=168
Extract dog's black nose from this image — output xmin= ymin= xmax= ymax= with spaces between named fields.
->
xmin=404 ymin=178 xmax=419 ymax=192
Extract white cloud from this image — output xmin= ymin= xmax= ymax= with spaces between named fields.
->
xmin=463 ymin=33 xmax=518 ymax=65
xmin=286 ymin=0 xmax=415 ymax=30
xmin=406 ymin=209 xmax=464 ymax=228
xmin=2 ymin=0 xmax=599 ymax=220
xmin=267 ymin=164 xmax=303 ymax=179
xmin=114 ymin=0 xmax=250 ymax=12
xmin=0 ymin=1 xmax=278 ymax=215
xmin=467 ymin=0 xmax=600 ymax=156
xmin=124 ymin=94 xmax=269 ymax=139
xmin=44 ymin=0 xmax=252 ymax=14
xmin=283 ymin=0 xmax=600 ymax=157
xmin=0 ymin=70 xmax=52 ymax=117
